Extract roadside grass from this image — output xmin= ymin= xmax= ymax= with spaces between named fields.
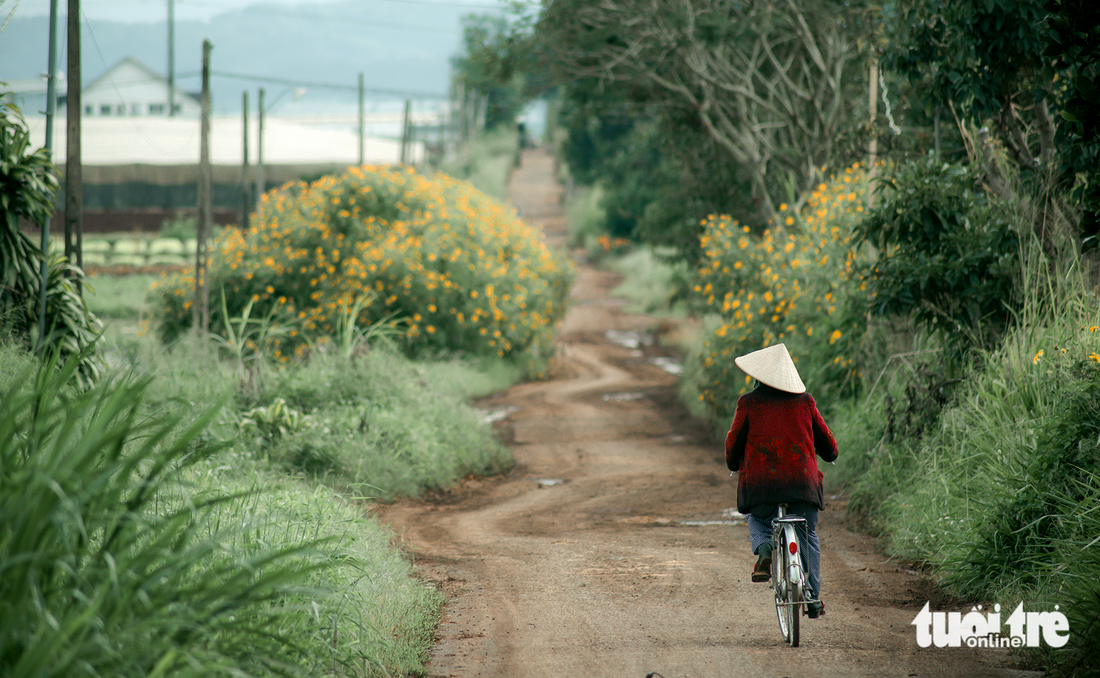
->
xmin=836 ymin=234 xmax=1100 ymax=671
xmin=11 ymin=263 xmax=522 ymax=675
xmin=605 ymin=246 xmax=690 ymax=317
xmin=565 ymin=184 xmax=606 ymax=249
xmin=439 ymin=127 xmax=519 ymax=202
xmin=255 ymin=346 xmax=513 ymax=500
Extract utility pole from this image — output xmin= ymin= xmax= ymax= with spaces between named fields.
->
xmin=65 ymin=0 xmax=82 ymax=280
xmin=400 ymin=98 xmax=411 ymax=165
xmin=868 ymin=54 xmax=879 ymax=208
xmin=168 ymin=0 xmax=175 ymax=116
xmin=37 ymin=0 xmax=60 ymax=351
xmin=358 ymin=72 xmax=364 ymax=165
xmin=256 ymin=87 xmax=265 ymax=220
xmin=241 ymin=90 xmax=250 ymax=230
xmin=195 ymin=39 xmax=212 ymax=338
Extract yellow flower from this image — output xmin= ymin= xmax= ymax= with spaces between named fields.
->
xmin=1089 ymin=352 xmax=1100 ymax=364
xmin=1033 ymin=349 xmax=1044 ymax=365
xmin=829 ymin=329 xmax=842 ymax=344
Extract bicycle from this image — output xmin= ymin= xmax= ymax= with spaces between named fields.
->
xmin=769 ymin=503 xmax=815 ymax=647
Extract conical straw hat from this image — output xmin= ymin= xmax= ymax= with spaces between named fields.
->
xmin=734 ymin=343 xmax=806 ymax=394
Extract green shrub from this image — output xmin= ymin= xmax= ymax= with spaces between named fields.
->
xmin=149 ymin=165 xmax=572 ymax=374
xmin=856 ymin=158 xmax=1021 ymax=365
xmin=690 ymin=163 xmax=876 ymax=423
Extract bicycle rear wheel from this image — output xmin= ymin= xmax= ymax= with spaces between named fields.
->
xmin=772 ymin=524 xmax=801 ymax=647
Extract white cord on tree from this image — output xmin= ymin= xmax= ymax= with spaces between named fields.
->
xmin=880 ymin=72 xmax=902 ymax=136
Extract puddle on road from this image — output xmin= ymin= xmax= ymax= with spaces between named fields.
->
xmin=650 ymin=356 xmax=684 ymax=375
xmin=605 ymin=330 xmax=653 ymax=349
xmin=601 ymin=392 xmax=645 ymax=402
xmin=535 ymin=478 xmax=565 ymax=488
xmin=617 ymin=509 xmax=748 ymax=527
xmin=480 ymin=406 xmax=519 ymax=424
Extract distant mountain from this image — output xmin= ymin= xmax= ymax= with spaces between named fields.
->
xmin=0 ymin=1 xmax=486 ymax=113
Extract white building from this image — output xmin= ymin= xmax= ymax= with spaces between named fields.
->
xmin=81 ymin=56 xmax=201 ymax=118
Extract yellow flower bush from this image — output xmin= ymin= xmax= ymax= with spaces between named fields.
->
xmin=151 ymin=166 xmax=573 ymax=365
xmin=692 ymin=164 xmax=873 ymax=419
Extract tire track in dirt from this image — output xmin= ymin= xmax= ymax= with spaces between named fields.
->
xmin=373 ymin=148 xmax=1037 ymax=678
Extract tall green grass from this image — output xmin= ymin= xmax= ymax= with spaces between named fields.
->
xmin=439 ymin=127 xmax=519 ymax=201
xmin=835 ymin=234 xmax=1100 ymax=673
xmin=606 ymin=246 xmax=690 ymax=316
xmin=0 ymin=357 xmax=321 ymax=676
xmin=564 ymin=184 xmax=606 ymax=249
xmin=257 ymin=346 xmax=513 ymax=499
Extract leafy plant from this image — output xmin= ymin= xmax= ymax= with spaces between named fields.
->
xmin=1 ymin=96 xmax=103 ymax=384
xmin=239 ymin=396 xmax=314 ymax=446
xmin=330 ymin=291 xmax=406 ymax=361
xmin=856 ymin=158 xmax=1021 ymax=365
xmin=0 ymin=355 xmax=342 ymax=677
xmin=208 ymin=287 xmax=293 ymax=393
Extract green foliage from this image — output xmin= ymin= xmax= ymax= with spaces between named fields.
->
xmin=835 ymin=234 xmax=1100 ymax=669
xmin=159 ymin=211 xmax=198 ymax=241
xmin=539 ymin=0 xmax=871 ymax=233
xmin=691 ymin=164 xmax=878 ymax=423
xmin=884 ymin=0 xmax=1100 ymax=246
xmin=1043 ymin=0 xmax=1100 ymax=248
xmin=257 ymin=347 xmax=512 ymax=499
xmin=553 ymin=75 xmax=776 ymax=258
xmin=606 ymin=246 xmax=690 ymax=316
xmin=238 ymin=397 xmax=315 ymax=447
xmin=439 ymin=127 xmax=520 ymax=201
xmin=452 ymin=12 xmax=534 ymax=131
xmin=888 ymin=0 xmax=1048 ymax=128
xmin=0 ymin=356 xmax=332 ymax=677
xmin=0 ymin=96 xmax=103 ymax=384
xmin=857 ymin=158 xmax=1021 ymax=363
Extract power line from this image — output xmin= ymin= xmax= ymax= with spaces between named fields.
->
xmin=241 ymin=6 xmax=460 ymax=34
xmin=174 ymin=69 xmax=447 ymax=99
xmin=369 ymin=0 xmax=511 ymax=7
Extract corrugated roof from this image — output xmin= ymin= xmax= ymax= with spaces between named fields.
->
xmin=26 ymin=116 xmax=423 ymax=166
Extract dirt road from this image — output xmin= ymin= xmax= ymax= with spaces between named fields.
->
xmin=374 ymin=148 xmax=1035 ymax=678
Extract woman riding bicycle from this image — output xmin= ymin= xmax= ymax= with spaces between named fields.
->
xmin=724 ymin=343 xmax=838 ymax=619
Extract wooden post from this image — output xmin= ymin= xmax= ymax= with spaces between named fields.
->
xmin=868 ymin=55 xmax=879 ymax=208
xmin=37 ymin=0 xmax=60 ymax=350
xmin=65 ymin=0 xmax=82 ymax=279
xmin=358 ymin=72 xmax=365 ymax=165
xmin=400 ymin=98 xmax=411 ymax=165
xmin=168 ymin=0 xmax=175 ymax=116
xmin=256 ymin=87 xmax=265 ymax=220
xmin=241 ymin=90 xmax=250 ymax=230
xmin=195 ymin=39 xmax=212 ymax=338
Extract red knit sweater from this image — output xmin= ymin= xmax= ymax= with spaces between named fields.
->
xmin=724 ymin=386 xmax=838 ymax=513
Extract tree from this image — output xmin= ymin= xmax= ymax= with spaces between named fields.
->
xmin=537 ymin=0 xmax=867 ymax=227
xmin=451 ymin=12 xmax=535 ymax=132
xmin=886 ymin=0 xmax=1100 ymax=246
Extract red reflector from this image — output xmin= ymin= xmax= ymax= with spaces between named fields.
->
xmin=789 ymin=541 xmax=798 ymax=555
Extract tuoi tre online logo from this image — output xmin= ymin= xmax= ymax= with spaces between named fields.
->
xmin=912 ymin=602 xmax=1070 ymax=648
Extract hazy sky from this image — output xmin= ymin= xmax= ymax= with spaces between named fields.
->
xmin=9 ymin=0 xmax=511 ymax=24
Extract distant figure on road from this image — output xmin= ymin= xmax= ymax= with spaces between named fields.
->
xmin=724 ymin=343 xmax=838 ymax=619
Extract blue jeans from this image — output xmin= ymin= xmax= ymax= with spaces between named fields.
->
xmin=747 ymin=503 xmax=821 ymax=600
